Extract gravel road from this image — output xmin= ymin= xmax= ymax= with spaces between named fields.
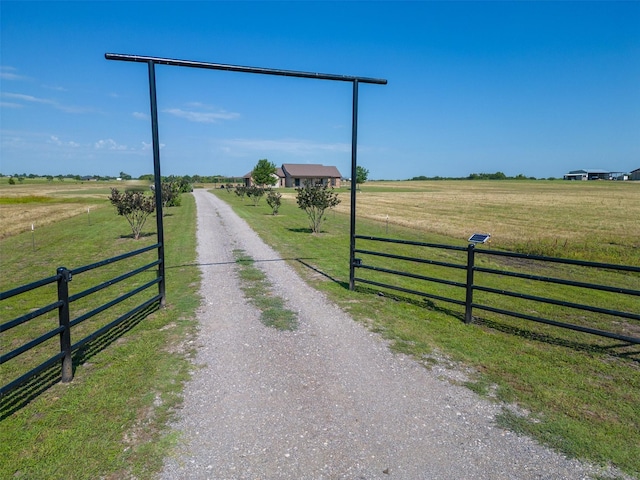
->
xmin=159 ymin=189 xmax=626 ymax=480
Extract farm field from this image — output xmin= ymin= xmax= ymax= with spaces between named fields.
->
xmin=0 ymin=179 xmax=151 ymax=239
xmin=335 ymin=180 xmax=640 ymax=265
xmin=1 ymin=179 xmax=639 ymax=478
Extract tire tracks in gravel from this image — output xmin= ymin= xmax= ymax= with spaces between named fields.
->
xmin=160 ymin=189 xmax=628 ymax=480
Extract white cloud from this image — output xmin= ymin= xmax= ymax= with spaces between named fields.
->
xmin=42 ymin=84 xmax=68 ymax=92
xmin=132 ymin=111 xmax=149 ymax=120
xmin=49 ymin=135 xmax=80 ymax=147
xmin=221 ymin=138 xmax=350 ymax=155
xmin=164 ymin=107 xmax=240 ymax=123
xmin=1 ymin=91 xmax=91 ymax=114
xmin=0 ymin=101 xmax=24 ymax=109
xmin=95 ymin=138 xmax=127 ymax=150
xmin=0 ymin=66 xmax=29 ymax=81
xmin=141 ymin=141 xmax=165 ymax=150
xmin=2 ymin=92 xmax=54 ymax=105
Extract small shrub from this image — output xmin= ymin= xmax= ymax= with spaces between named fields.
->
xmin=296 ymin=181 xmax=341 ymax=233
xmin=235 ymin=185 xmax=247 ymax=199
xmin=161 ymin=181 xmax=182 ymax=209
xmin=266 ymin=190 xmax=282 ymax=215
xmin=108 ymin=188 xmax=155 ymax=239
xmin=246 ymin=185 xmax=265 ymax=206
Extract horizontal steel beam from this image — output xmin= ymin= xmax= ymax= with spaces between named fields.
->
xmin=105 ymin=53 xmax=387 ymax=85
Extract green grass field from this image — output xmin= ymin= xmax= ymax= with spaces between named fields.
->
xmin=1 ymin=179 xmax=639 ymax=478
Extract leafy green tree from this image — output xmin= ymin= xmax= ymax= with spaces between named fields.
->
xmin=251 ymin=159 xmax=277 ymax=187
xmin=108 ymin=188 xmax=155 ymax=239
xmin=266 ymin=190 xmax=282 ymax=215
xmin=296 ymin=181 xmax=341 ymax=233
xmin=355 ymin=165 xmax=369 ymax=190
xmin=119 ymin=171 xmax=132 ymax=180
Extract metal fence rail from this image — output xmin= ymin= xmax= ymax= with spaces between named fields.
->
xmin=1 ymin=244 xmax=162 ymax=396
xmin=354 ymin=235 xmax=640 ymax=345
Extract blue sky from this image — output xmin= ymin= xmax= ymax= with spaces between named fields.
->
xmin=1 ymin=1 xmax=639 ymax=180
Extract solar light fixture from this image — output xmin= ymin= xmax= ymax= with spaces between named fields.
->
xmin=468 ymin=233 xmax=491 ymax=244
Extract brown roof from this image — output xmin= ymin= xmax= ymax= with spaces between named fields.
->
xmin=282 ymin=164 xmax=342 ymax=178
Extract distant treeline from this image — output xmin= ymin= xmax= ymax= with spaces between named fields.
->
xmin=1 ymin=172 xmax=244 ymax=184
xmin=408 ymin=172 xmax=549 ymax=181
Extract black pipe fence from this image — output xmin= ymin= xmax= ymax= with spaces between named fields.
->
xmin=1 ymin=244 xmax=163 ymax=396
xmin=353 ymin=235 xmax=640 ymax=345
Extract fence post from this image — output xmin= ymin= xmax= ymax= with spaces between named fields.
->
xmin=464 ymin=244 xmax=475 ymax=324
xmin=57 ymin=267 xmax=73 ymax=383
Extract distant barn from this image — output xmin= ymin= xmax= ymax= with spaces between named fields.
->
xmin=564 ymin=169 xmax=610 ymax=181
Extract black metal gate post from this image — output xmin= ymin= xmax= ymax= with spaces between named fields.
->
xmin=57 ymin=267 xmax=73 ymax=382
xmin=349 ymin=79 xmax=359 ymax=290
xmin=147 ymin=61 xmax=166 ymax=307
xmin=464 ymin=244 xmax=476 ymax=323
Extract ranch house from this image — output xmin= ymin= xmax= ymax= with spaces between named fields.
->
xmin=244 ymin=163 xmax=342 ymax=188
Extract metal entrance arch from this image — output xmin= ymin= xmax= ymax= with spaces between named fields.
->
xmin=105 ymin=53 xmax=386 ymax=303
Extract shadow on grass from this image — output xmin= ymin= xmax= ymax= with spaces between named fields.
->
xmin=351 ymin=285 xmax=640 ymax=364
xmin=296 ymin=259 xmax=349 ymax=289
xmin=0 ymin=301 xmax=159 ymax=421
xmin=118 ymin=232 xmax=157 ymax=240
xmin=475 ymin=317 xmax=640 ymax=364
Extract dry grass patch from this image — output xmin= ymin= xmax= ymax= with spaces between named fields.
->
xmin=0 ymin=180 xmax=150 ymax=238
xmin=336 ymin=180 xmax=640 ymax=263
xmin=0 ymin=203 xmax=101 ymax=238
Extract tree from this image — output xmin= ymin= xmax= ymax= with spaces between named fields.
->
xmin=296 ymin=181 xmax=341 ymax=233
xmin=251 ymin=159 xmax=277 ymax=187
xmin=119 ymin=171 xmax=132 ymax=180
xmin=355 ymin=165 xmax=369 ymax=190
xmin=266 ymin=190 xmax=282 ymax=215
xmin=109 ymin=188 xmax=155 ymax=239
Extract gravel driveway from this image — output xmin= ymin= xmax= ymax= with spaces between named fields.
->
xmin=159 ymin=189 xmax=625 ymax=480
